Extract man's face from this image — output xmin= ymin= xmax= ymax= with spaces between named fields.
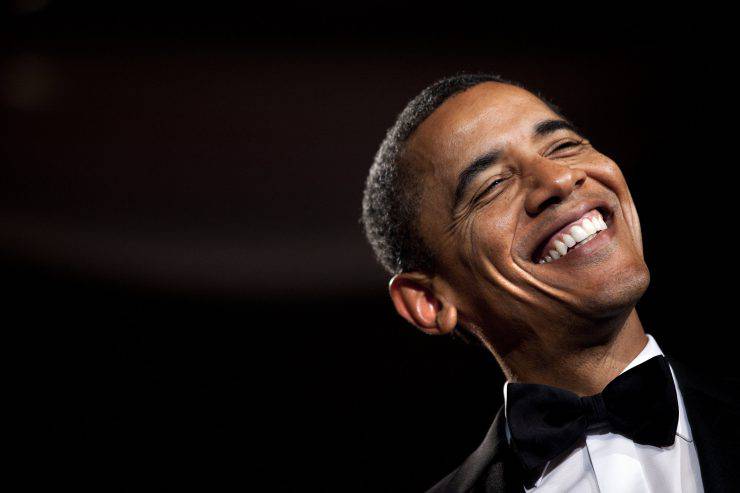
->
xmin=404 ymin=82 xmax=649 ymax=342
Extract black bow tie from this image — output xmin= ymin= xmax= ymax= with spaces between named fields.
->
xmin=506 ymin=355 xmax=679 ymax=473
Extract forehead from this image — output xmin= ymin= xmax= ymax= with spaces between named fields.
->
xmin=405 ymin=82 xmax=559 ymax=172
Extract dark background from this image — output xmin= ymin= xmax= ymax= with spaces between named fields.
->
xmin=3 ymin=2 xmax=737 ymax=491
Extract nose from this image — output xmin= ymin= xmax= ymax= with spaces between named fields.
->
xmin=523 ymin=157 xmax=587 ymax=215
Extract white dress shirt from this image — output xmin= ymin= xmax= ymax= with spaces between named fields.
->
xmin=503 ymin=334 xmax=704 ymax=492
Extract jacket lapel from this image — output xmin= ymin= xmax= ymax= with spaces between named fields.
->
xmin=668 ymin=358 xmax=740 ymax=492
xmin=441 ymin=407 xmax=522 ymax=493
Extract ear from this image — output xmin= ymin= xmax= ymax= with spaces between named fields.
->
xmin=388 ymin=273 xmax=458 ymax=335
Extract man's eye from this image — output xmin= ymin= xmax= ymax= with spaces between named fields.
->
xmin=480 ymin=178 xmax=505 ymax=196
xmin=471 ymin=177 xmax=508 ymax=205
xmin=488 ymin=178 xmax=504 ymax=189
xmin=550 ymin=140 xmax=583 ymax=154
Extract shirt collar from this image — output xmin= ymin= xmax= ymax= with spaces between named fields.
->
xmin=503 ymin=334 xmax=692 ymax=442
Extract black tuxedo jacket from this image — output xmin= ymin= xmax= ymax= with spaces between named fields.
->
xmin=427 ymin=358 xmax=739 ymax=493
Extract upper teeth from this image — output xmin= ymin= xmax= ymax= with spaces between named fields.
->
xmin=539 ymin=213 xmax=608 ymax=264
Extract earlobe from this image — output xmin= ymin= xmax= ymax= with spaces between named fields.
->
xmin=388 ymin=273 xmax=457 ymax=335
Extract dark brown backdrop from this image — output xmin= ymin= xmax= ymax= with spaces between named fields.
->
xmin=3 ymin=3 xmax=737 ymax=491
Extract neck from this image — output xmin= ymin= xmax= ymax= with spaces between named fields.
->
xmin=496 ymin=309 xmax=648 ymax=396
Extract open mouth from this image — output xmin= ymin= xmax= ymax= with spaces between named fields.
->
xmin=533 ymin=208 xmax=611 ymax=264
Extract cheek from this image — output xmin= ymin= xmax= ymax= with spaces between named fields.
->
xmin=580 ymin=156 xmax=636 ymax=219
xmin=583 ymin=157 xmax=630 ymax=194
xmin=468 ymin=205 xmax=520 ymax=270
xmin=581 ymin=156 xmax=644 ymax=255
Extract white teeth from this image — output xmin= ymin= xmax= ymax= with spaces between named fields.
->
xmin=540 ymin=212 xmax=610 ymax=264
xmin=582 ymin=218 xmax=596 ymax=235
xmin=570 ymin=225 xmax=588 ymax=242
xmin=554 ymin=240 xmax=567 ymax=256
xmin=562 ymin=234 xmax=576 ymax=248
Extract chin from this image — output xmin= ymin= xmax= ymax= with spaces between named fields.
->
xmin=576 ymin=258 xmax=650 ymax=319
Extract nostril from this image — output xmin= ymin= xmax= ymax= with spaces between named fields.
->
xmin=575 ymin=176 xmax=586 ymax=188
xmin=536 ymin=196 xmax=562 ymax=214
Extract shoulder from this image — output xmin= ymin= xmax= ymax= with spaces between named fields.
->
xmin=667 ymin=355 xmax=740 ymax=489
xmin=668 ymin=356 xmax=740 ymax=408
xmin=668 ymin=355 xmax=740 ymax=451
xmin=426 ymin=467 xmax=463 ymax=493
xmin=425 ymin=408 xmax=509 ymax=493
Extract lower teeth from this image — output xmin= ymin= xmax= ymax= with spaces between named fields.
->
xmin=574 ymin=233 xmax=598 ymax=248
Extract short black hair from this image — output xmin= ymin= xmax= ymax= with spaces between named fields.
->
xmin=361 ymin=73 xmax=517 ymax=274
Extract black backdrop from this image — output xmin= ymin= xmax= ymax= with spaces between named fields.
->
xmin=3 ymin=3 xmax=739 ymax=491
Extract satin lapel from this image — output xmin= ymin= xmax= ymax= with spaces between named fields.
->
xmin=668 ymin=358 xmax=740 ymax=492
xmin=447 ymin=407 xmax=521 ymax=493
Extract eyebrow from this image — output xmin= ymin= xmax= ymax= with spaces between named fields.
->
xmin=452 ymin=119 xmax=580 ymax=210
xmin=533 ymin=119 xmax=579 ymax=138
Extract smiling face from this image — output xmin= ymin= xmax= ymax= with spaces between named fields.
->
xmin=400 ymin=82 xmax=649 ymax=350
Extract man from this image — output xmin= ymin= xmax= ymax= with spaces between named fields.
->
xmin=361 ymin=74 xmax=739 ymax=492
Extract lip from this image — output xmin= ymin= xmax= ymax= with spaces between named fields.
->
xmin=528 ymin=199 xmax=613 ymax=263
